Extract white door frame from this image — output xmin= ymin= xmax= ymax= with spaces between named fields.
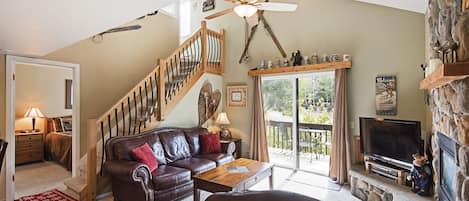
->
xmin=5 ymin=55 xmax=80 ymax=201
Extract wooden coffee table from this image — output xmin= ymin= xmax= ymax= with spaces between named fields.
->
xmin=192 ymin=158 xmax=274 ymax=201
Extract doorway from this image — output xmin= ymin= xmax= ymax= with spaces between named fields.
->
xmin=262 ymin=71 xmax=334 ymax=176
xmin=5 ymin=55 xmax=80 ymax=201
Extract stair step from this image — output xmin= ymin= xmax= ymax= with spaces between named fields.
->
xmin=64 ymin=176 xmax=87 ymax=193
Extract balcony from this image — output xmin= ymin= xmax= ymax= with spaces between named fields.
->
xmin=266 ymin=120 xmax=332 ymax=175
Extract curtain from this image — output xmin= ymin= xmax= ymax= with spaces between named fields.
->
xmin=249 ymin=76 xmax=270 ymax=162
xmin=329 ymin=69 xmax=351 ymax=184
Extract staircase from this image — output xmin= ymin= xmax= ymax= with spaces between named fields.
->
xmin=65 ymin=21 xmax=225 ymax=200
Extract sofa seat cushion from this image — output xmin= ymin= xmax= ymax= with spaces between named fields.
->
xmin=195 ymin=154 xmax=234 ymax=166
xmin=169 ymin=158 xmax=216 ymax=175
xmin=151 ymin=165 xmax=191 ymax=191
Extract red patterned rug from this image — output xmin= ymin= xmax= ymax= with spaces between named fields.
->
xmin=15 ymin=189 xmax=76 ymax=201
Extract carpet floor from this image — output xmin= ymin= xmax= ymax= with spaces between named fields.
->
xmin=15 ymin=161 xmax=71 ymax=199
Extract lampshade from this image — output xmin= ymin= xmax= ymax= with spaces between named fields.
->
xmin=234 ymin=5 xmax=258 ymax=18
xmin=24 ymin=107 xmax=44 ymax=118
xmin=215 ymin=112 xmax=231 ymax=125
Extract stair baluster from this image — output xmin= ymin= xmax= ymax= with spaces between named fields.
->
xmin=122 ymin=102 xmax=125 ymax=136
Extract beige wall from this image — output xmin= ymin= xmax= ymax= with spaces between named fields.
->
xmin=15 ymin=64 xmax=73 ymax=131
xmin=194 ymin=0 xmax=426 ymax=157
xmin=44 ymin=13 xmax=179 ymax=156
xmin=160 ymin=73 xmax=223 ymax=128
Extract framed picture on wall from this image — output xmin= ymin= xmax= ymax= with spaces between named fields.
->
xmin=65 ymin=79 xmax=72 ymax=109
xmin=202 ymin=0 xmax=215 ymax=12
xmin=375 ymin=75 xmax=397 ymax=116
xmin=227 ymin=85 xmax=247 ymax=107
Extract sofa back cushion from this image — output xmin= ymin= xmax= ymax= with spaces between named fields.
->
xmin=144 ymin=135 xmax=167 ymax=165
xmin=158 ymin=131 xmax=191 ymax=163
xmin=111 ymin=135 xmax=167 ymax=165
xmin=183 ymin=127 xmax=207 ymax=156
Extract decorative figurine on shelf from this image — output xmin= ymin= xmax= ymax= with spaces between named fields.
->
xmin=408 ymin=153 xmax=432 ymax=196
xmin=267 ymin=60 xmax=273 ymax=69
xmin=283 ymin=57 xmax=290 ymax=67
xmin=289 ymin=52 xmax=295 ymax=66
xmin=293 ymin=50 xmax=303 ymax=66
xmin=303 ymin=55 xmax=310 ymax=65
xmin=259 ymin=60 xmax=266 ymax=69
xmin=311 ymin=53 xmax=319 ymax=64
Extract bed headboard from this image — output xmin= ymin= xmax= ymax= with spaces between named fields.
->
xmin=47 ymin=115 xmax=72 ymax=133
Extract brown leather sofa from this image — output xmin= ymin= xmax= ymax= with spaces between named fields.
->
xmin=104 ymin=127 xmax=234 ymax=201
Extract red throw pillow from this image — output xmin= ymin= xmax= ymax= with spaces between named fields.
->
xmin=131 ymin=143 xmax=158 ymax=172
xmin=200 ymin=133 xmax=222 ymax=154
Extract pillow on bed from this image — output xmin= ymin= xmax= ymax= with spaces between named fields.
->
xmin=61 ymin=117 xmax=72 ymax=132
xmin=52 ymin=118 xmax=63 ymax=132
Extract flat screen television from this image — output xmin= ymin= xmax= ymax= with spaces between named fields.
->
xmin=359 ymin=117 xmax=422 ymax=169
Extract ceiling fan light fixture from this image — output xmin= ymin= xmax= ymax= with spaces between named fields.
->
xmin=234 ymin=4 xmax=258 ymax=18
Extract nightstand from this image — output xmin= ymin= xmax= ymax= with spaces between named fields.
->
xmin=15 ymin=132 xmax=44 ymax=165
xmin=220 ymin=138 xmax=242 ymax=159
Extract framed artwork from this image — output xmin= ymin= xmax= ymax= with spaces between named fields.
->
xmin=375 ymin=75 xmax=397 ymax=116
xmin=65 ymin=79 xmax=73 ymax=109
xmin=227 ymin=85 xmax=247 ymax=107
xmin=202 ymin=0 xmax=215 ymax=12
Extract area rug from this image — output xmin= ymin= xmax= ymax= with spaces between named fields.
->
xmin=15 ymin=189 xmax=76 ymax=201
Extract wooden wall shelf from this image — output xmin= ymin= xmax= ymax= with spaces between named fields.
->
xmin=419 ymin=62 xmax=469 ymax=90
xmin=248 ymin=61 xmax=352 ymax=76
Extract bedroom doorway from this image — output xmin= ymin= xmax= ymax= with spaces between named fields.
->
xmin=5 ymin=56 xmax=80 ymax=201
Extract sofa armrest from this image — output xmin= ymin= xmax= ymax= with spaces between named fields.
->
xmin=104 ymin=160 xmax=152 ymax=183
xmin=104 ymin=160 xmax=154 ymax=201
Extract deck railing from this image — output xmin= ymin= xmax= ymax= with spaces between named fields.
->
xmin=266 ymin=120 xmax=332 ymax=160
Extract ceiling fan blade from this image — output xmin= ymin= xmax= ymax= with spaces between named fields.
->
xmin=205 ymin=8 xmax=234 ymax=20
xmin=255 ymin=2 xmax=298 ymax=12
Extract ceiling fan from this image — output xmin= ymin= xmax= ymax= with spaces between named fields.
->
xmin=205 ymin=0 xmax=298 ymax=20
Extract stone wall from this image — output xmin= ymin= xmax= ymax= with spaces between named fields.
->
xmin=429 ymin=77 xmax=469 ymax=201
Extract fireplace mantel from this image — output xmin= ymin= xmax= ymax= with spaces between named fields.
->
xmin=419 ymin=62 xmax=469 ymax=90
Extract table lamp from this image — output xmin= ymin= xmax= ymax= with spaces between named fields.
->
xmin=24 ymin=107 xmax=44 ymax=132
xmin=216 ymin=112 xmax=231 ymax=139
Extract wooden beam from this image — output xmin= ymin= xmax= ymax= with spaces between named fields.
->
xmin=239 ymin=14 xmax=262 ymax=64
xmin=248 ymin=61 xmax=352 ymax=76
xmin=259 ymin=14 xmax=287 ymax=58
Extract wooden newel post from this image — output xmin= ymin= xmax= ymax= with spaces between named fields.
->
xmin=201 ymin=21 xmax=208 ymax=71
xmin=158 ymin=60 xmax=166 ymax=121
xmin=87 ymin=119 xmax=98 ymax=201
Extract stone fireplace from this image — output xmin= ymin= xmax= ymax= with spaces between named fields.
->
xmin=429 ymin=78 xmax=469 ymax=201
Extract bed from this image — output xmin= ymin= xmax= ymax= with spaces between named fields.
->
xmin=45 ymin=116 xmax=72 ymax=171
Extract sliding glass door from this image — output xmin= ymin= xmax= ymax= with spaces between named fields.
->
xmin=262 ymin=72 xmax=334 ymax=175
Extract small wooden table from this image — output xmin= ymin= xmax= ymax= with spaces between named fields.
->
xmin=193 ymin=158 xmax=274 ymax=201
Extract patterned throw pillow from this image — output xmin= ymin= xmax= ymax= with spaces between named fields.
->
xmin=200 ymin=133 xmax=222 ymax=154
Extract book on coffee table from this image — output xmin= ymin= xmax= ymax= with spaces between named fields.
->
xmin=227 ymin=166 xmax=249 ymax=173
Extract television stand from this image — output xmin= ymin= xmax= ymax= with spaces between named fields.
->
xmin=364 ymin=159 xmax=409 ymax=186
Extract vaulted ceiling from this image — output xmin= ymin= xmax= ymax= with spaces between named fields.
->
xmin=0 ymin=0 xmax=171 ymax=56
xmin=0 ymin=0 xmax=426 ymax=56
